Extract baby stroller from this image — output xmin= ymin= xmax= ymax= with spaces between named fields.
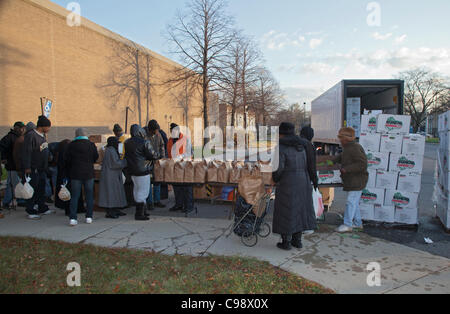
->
xmin=227 ymin=189 xmax=274 ymax=247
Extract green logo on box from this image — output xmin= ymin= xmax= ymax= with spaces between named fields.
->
xmin=318 ymin=171 xmax=334 ymax=182
xmin=392 ymin=192 xmax=410 ymax=206
xmin=385 ymin=117 xmax=403 ymax=131
xmin=367 ymin=153 xmax=381 ymax=168
xmin=397 ymin=156 xmax=415 ymax=171
xmin=368 ymin=117 xmax=377 ymax=130
xmin=361 ymin=189 xmax=378 ymax=203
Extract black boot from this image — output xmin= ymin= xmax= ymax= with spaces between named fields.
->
xmin=135 ymin=203 xmax=149 ymax=221
xmin=105 ymin=209 xmax=119 ymax=219
xmin=143 ymin=203 xmax=150 ymax=217
xmin=169 ymin=205 xmax=183 ymax=212
xmin=292 ymin=233 xmax=303 ymax=249
xmin=277 ymin=235 xmax=292 ymax=251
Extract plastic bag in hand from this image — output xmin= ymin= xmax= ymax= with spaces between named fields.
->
xmin=15 ymin=176 xmax=34 ymax=200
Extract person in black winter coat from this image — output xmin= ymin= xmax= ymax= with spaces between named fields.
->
xmin=124 ymin=124 xmax=159 ymax=221
xmin=21 ymin=116 xmax=52 ymax=219
xmin=0 ymin=122 xmax=25 ymax=209
xmin=65 ymin=128 xmax=99 ymax=226
xmin=300 ymin=126 xmax=319 ymax=189
xmin=272 ymin=122 xmax=317 ymax=251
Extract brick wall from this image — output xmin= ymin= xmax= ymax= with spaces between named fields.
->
xmin=0 ymin=0 xmax=204 ymax=143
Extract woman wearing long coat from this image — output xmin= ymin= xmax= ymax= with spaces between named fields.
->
xmin=98 ymin=137 xmax=128 ymax=218
xmin=272 ymin=122 xmax=317 ymax=251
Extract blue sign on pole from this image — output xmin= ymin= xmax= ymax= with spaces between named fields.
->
xmin=44 ymin=100 xmax=53 ymax=118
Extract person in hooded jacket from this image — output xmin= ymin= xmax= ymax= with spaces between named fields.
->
xmin=124 ymin=124 xmax=159 ymax=221
xmin=98 ymin=137 xmax=128 ymax=218
xmin=272 ymin=122 xmax=317 ymax=251
xmin=0 ymin=121 xmax=26 ymax=210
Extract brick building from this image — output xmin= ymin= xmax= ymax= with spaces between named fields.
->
xmin=0 ymin=0 xmax=204 ymax=142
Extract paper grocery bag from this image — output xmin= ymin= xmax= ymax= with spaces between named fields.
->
xmin=184 ymin=160 xmax=195 ymax=183
xmin=207 ymin=161 xmax=220 ymax=183
xmin=174 ymin=160 xmax=186 ymax=183
xmin=193 ymin=160 xmax=208 ymax=183
xmin=154 ymin=159 xmax=168 ymax=182
xmin=164 ymin=159 xmax=176 ymax=182
xmin=241 ymin=163 xmax=253 ymax=178
xmin=230 ymin=161 xmax=243 ymax=184
xmin=258 ymin=161 xmax=273 ymax=186
xmin=238 ymin=175 xmax=265 ymax=206
xmin=218 ymin=161 xmax=232 ymax=183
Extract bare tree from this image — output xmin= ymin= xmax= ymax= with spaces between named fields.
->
xmin=170 ymin=79 xmax=196 ymax=127
xmin=100 ymin=40 xmax=153 ymax=127
xmin=398 ymin=68 xmax=450 ymax=132
xmin=166 ymin=0 xmax=235 ymax=130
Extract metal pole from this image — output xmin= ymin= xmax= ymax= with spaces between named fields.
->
xmin=125 ymin=107 xmax=129 ymax=134
xmin=40 ymin=97 xmax=45 ymax=116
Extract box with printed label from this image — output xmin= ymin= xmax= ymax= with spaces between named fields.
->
xmin=359 ymin=133 xmax=381 ymax=152
xmin=360 ymin=204 xmax=375 ymax=221
xmin=384 ymin=190 xmax=419 ymax=209
xmin=389 ymin=153 xmax=423 ymax=174
xmin=317 ymin=170 xmax=342 ymax=185
xmin=402 ymin=134 xmax=426 ymax=156
xmin=377 ymin=114 xmax=411 ymax=134
xmin=380 ymin=134 xmax=403 ymax=154
xmin=361 ymin=112 xmax=381 ymax=133
xmin=373 ymin=204 xmax=395 ymax=223
xmin=366 ymin=151 xmax=389 ymax=171
xmin=397 ymin=172 xmax=422 ymax=193
xmin=367 ymin=169 xmax=377 ymax=188
xmin=347 ymin=98 xmax=361 ymax=137
xmin=360 ymin=188 xmax=385 ymax=205
xmin=395 ymin=207 xmax=418 ymax=225
xmin=375 ymin=170 xmax=398 ymax=190
xmin=439 ymin=131 xmax=449 ymax=153
xmin=438 ymin=111 xmax=449 ymax=132
xmin=437 ymin=149 xmax=449 ymax=173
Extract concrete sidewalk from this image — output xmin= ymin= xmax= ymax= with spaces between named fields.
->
xmin=0 ymin=207 xmax=449 ymax=294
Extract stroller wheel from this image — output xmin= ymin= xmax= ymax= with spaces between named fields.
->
xmin=257 ymin=223 xmax=271 ymax=238
xmin=241 ymin=231 xmax=258 ymax=247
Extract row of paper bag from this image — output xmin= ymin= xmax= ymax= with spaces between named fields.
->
xmin=154 ymin=159 xmax=273 ymax=185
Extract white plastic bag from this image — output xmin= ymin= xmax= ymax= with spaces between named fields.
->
xmin=15 ymin=176 xmax=34 ymax=200
xmin=58 ymin=184 xmax=71 ymax=201
xmin=312 ymin=188 xmax=324 ymax=219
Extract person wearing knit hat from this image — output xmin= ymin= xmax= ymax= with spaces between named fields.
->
xmin=112 ymin=124 xmax=126 ymax=159
xmin=113 ymin=124 xmax=123 ymax=137
xmin=334 ymin=127 xmax=368 ymax=233
xmin=279 ymin=122 xmax=295 ymax=136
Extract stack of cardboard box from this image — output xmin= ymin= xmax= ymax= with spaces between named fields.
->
xmin=435 ymin=111 xmax=450 ymax=230
xmin=359 ymin=113 xmax=424 ymax=225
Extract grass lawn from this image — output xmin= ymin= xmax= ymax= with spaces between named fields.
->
xmin=426 ymin=138 xmax=440 ymax=144
xmin=0 ymin=236 xmax=333 ymax=294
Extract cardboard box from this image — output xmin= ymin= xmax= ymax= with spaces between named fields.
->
xmin=402 ymin=134 xmax=426 ymax=156
xmin=367 ymin=169 xmax=377 ymax=188
xmin=384 ymin=190 xmax=419 ymax=209
xmin=360 ymin=204 xmax=375 ymax=221
xmin=395 ymin=207 xmax=418 ymax=225
xmin=389 ymin=153 xmax=424 ymax=174
xmin=366 ymin=151 xmax=389 ymax=171
xmin=397 ymin=172 xmax=422 ymax=193
xmin=373 ymin=204 xmax=395 ymax=223
xmin=435 ymin=187 xmax=450 ymax=210
xmin=359 ymin=133 xmax=381 ymax=152
xmin=377 ymin=114 xmax=411 ymax=134
xmin=360 ymin=112 xmax=381 ymax=133
xmin=376 ymin=170 xmax=398 ymax=190
xmin=347 ymin=98 xmax=361 ymax=137
xmin=317 ymin=170 xmax=342 ymax=185
xmin=438 ymin=111 xmax=449 ymax=132
xmin=360 ymin=188 xmax=385 ymax=205
xmin=380 ymin=134 xmax=403 ymax=154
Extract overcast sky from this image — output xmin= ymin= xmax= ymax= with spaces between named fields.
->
xmin=51 ymin=0 xmax=450 ymax=108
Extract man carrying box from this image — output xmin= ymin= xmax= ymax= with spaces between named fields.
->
xmin=334 ymin=127 xmax=369 ymax=233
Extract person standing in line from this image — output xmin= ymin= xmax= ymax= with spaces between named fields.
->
xmin=113 ymin=124 xmax=127 ymax=159
xmin=65 ymin=128 xmax=99 ymax=226
xmin=98 ymin=137 xmax=128 ymax=219
xmin=272 ymin=122 xmax=317 ymax=251
xmin=0 ymin=121 xmax=26 ymax=212
xmin=158 ymin=125 xmax=169 ymax=201
xmin=299 ymin=126 xmax=319 ymax=236
xmin=21 ymin=116 xmax=53 ymax=220
xmin=124 ymin=125 xmax=159 ymax=221
xmin=145 ymin=120 xmax=166 ymax=210
xmin=333 ymin=127 xmax=368 ymax=233
xmin=167 ymin=123 xmax=194 ymax=214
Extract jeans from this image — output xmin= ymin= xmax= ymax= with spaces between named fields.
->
xmin=173 ymin=185 xmax=194 ymax=211
xmin=69 ymin=179 xmax=94 ymax=220
xmin=147 ymin=183 xmax=161 ymax=205
xmin=343 ymin=191 xmax=363 ymax=228
xmin=2 ymin=171 xmax=19 ymax=207
xmin=45 ymin=166 xmax=58 ymax=198
xmin=26 ymin=171 xmax=48 ymax=215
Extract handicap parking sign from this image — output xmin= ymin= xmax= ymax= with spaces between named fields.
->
xmin=44 ymin=100 xmax=53 ymax=118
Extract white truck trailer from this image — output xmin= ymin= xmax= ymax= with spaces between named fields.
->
xmin=311 ymin=79 xmax=405 ymax=154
